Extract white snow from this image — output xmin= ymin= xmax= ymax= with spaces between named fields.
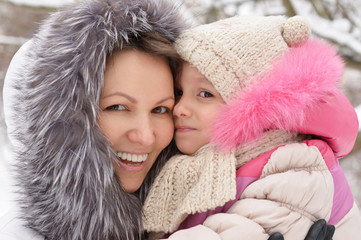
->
xmin=290 ymin=0 xmax=361 ymax=61
xmin=356 ymin=105 xmax=361 ymax=131
xmin=3 ymin=0 xmax=76 ymax=8
xmin=0 ymin=35 xmax=28 ymax=46
xmin=194 ymin=0 xmax=361 ymax=60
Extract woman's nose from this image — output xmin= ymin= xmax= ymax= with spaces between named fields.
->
xmin=128 ymin=117 xmax=155 ymax=146
xmin=173 ymin=98 xmax=192 ymax=118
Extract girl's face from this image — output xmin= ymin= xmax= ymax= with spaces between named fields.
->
xmin=98 ymin=50 xmax=175 ymax=193
xmin=173 ymin=62 xmax=225 ymax=155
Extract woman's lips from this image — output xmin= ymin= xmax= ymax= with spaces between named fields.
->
xmin=116 ymin=152 xmax=148 ymax=162
xmin=115 ymin=152 xmax=149 ymax=171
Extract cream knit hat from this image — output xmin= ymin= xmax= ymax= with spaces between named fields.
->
xmin=174 ymin=15 xmax=311 ymax=102
xmin=175 ymin=15 xmax=344 ymax=151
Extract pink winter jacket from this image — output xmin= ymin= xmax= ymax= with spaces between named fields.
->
xmin=164 ymin=90 xmax=361 ymax=240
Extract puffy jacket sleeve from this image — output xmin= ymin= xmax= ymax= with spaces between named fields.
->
xmin=168 ymin=215 xmax=269 ymax=240
xmin=166 ymin=142 xmax=334 ymax=240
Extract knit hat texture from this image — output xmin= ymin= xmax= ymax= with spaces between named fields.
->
xmin=175 ymin=15 xmax=311 ymax=102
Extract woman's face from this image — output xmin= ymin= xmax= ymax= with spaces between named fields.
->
xmin=98 ymin=50 xmax=175 ymax=193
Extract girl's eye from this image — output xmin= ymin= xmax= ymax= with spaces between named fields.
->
xmin=105 ymin=104 xmax=127 ymax=111
xmin=199 ymin=91 xmax=213 ymax=98
xmin=152 ymin=106 xmax=170 ymax=114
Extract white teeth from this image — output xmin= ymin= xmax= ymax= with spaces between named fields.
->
xmin=116 ymin=152 xmax=148 ymax=163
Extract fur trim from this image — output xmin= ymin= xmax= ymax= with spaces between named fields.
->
xmin=7 ymin=0 xmax=188 ymax=239
xmin=211 ymin=38 xmax=344 ymax=151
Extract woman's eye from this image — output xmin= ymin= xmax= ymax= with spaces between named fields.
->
xmin=199 ymin=91 xmax=213 ymax=98
xmin=152 ymin=106 xmax=170 ymax=114
xmin=105 ymin=104 xmax=127 ymax=111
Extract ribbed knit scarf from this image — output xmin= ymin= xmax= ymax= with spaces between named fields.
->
xmin=142 ymin=130 xmax=306 ymax=235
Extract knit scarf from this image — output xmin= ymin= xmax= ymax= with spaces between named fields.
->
xmin=142 ymin=130 xmax=306 ymax=235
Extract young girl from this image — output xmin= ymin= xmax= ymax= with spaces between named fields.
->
xmin=143 ymin=15 xmax=361 ymax=239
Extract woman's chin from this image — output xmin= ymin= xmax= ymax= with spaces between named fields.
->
xmin=119 ymin=178 xmax=142 ymax=193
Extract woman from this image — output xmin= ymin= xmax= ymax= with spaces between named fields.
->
xmin=1 ymin=0 xmax=334 ymax=239
xmin=1 ymin=0 xmax=186 ymax=239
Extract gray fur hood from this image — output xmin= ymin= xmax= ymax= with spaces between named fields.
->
xmin=3 ymin=0 xmax=188 ymax=239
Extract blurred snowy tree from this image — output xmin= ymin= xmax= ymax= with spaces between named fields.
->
xmin=182 ymin=0 xmax=361 ymax=62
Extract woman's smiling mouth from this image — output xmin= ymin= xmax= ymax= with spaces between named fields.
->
xmin=116 ymin=152 xmax=149 ymax=167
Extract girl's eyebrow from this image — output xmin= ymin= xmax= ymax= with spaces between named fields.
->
xmin=102 ymin=92 xmax=137 ymax=103
xmin=197 ymin=77 xmax=214 ymax=86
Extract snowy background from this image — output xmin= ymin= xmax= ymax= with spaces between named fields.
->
xmin=1 ymin=0 xmax=361 ymax=217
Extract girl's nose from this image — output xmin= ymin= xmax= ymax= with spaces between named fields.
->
xmin=173 ymin=98 xmax=192 ymax=118
xmin=128 ymin=117 xmax=155 ymax=147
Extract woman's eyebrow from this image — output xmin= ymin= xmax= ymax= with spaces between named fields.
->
xmin=156 ymin=96 xmax=175 ymax=105
xmin=102 ymin=92 xmax=137 ymax=103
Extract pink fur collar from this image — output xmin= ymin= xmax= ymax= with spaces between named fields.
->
xmin=211 ymin=38 xmax=344 ymax=151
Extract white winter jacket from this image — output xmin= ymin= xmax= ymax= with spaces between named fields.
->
xmin=143 ymin=91 xmax=361 ymax=240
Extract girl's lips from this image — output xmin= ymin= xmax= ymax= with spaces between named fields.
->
xmin=175 ymin=126 xmax=196 ymax=133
